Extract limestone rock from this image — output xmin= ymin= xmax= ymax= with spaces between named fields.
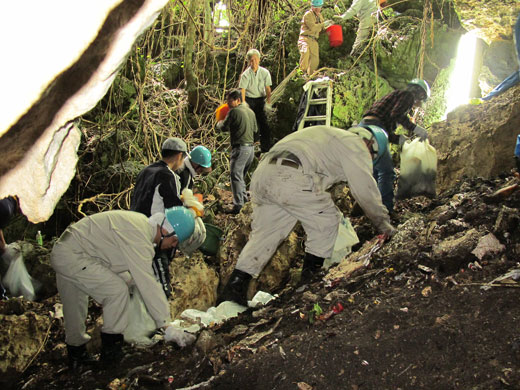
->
xmin=169 ymin=253 xmax=219 ymax=319
xmin=0 ymin=312 xmax=51 ymax=373
xmin=453 ymin=0 xmax=520 ymax=44
xmin=430 ymin=84 xmax=520 ymax=193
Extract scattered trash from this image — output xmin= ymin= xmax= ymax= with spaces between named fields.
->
xmin=481 ymin=269 xmax=520 ymax=290
xmin=164 ymin=327 xmax=196 ymax=347
xmin=168 ymin=376 xmax=174 ymax=384
xmin=248 ymin=291 xmax=277 ymax=308
xmin=418 ymin=264 xmax=434 ymax=273
xmin=467 ymin=261 xmax=482 ymax=271
xmin=181 ymin=301 xmax=248 ymax=327
xmin=421 ymin=286 xmax=432 ymax=297
xmin=471 ymin=233 xmax=505 ymax=260
xmin=316 ymin=303 xmax=344 ymax=321
xmin=297 ymin=382 xmax=313 ymax=390
xmin=361 ymin=360 xmax=369 ymax=366
xmin=399 ymin=307 xmax=409 ymax=313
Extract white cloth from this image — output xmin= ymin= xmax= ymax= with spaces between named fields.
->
xmin=239 ymin=66 xmax=272 ymax=98
xmin=50 ymin=210 xmax=170 ymax=346
xmin=179 ymin=217 xmax=206 ymax=256
xmin=235 ymin=126 xmax=393 ymax=277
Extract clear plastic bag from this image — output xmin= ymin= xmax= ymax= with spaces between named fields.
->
xmin=397 ymin=138 xmax=437 ymax=199
xmin=2 ymin=245 xmax=40 ymax=300
xmin=323 ymin=216 xmax=360 ymax=269
xmin=123 ymin=288 xmax=157 ymax=345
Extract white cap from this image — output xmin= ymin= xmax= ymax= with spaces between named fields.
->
xmin=148 ymin=212 xmax=174 ymax=234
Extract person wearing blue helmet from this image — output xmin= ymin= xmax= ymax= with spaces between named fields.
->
xmin=359 ymin=78 xmax=431 ymax=211
xmin=50 ymin=207 xmax=194 ymax=372
xmin=298 ymin=0 xmax=333 ymax=75
xmin=218 ymin=125 xmax=395 ymax=306
xmin=178 ymin=145 xmax=213 ymax=191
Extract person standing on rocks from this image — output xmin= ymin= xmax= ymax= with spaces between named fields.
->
xmin=298 ymin=0 xmax=333 ymax=76
xmin=218 ymin=125 xmax=396 ymax=306
xmin=239 ymin=49 xmax=273 ymax=153
xmin=334 ymin=0 xmax=379 ymax=56
xmin=359 ymin=78 xmax=431 ymax=212
xmin=50 ymin=207 xmax=195 ymax=372
xmin=217 ymin=89 xmax=258 ymax=215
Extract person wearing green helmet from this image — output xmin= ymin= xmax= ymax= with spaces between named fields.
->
xmin=298 ymin=0 xmax=333 ymax=76
xmin=359 ymin=78 xmax=431 ymax=212
xmin=50 ymin=207 xmax=194 ymax=372
xmin=178 ymin=145 xmax=213 ymax=192
xmin=218 ymin=125 xmax=395 ymax=306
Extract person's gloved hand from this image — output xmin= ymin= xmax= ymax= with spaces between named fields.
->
xmin=413 ymin=125 xmax=428 ymax=141
xmin=216 ymin=120 xmax=224 ymax=129
xmin=323 ymin=20 xmax=333 ymax=28
xmin=399 ymin=134 xmax=409 ymax=146
xmin=264 ymin=102 xmax=273 ymax=112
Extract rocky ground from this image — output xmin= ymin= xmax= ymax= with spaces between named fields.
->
xmin=2 ymin=172 xmax=520 ymax=390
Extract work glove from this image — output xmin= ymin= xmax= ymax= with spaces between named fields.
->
xmin=323 ymin=20 xmax=333 ymax=28
xmin=264 ymin=102 xmax=273 ymax=112
xmin=334 ymin=13 xmax=347 ymax=20
xmin=216 ymin=120 xmax=224 ymax=130
xmin=399 ymin=134 xmax=409 ymax=146
xmin=413 ymin=125 xmax=428 ymax=141
xmin=181 ymin=188 xmax=204 ymax=217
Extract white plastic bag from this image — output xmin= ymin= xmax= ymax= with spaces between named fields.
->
xmin=164 ymin=326 xmax=196 ymax=347
xmin=323 ymin=217 xmax=359 ymax=269
xmin=2 ymin=247 xmax=39 ymax=300
xmin=123 ymin=288 xmax=157 ymax=345
xmin=397 ymin=138 xmax=437 ymax=199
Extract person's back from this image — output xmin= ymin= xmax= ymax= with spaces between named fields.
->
xmin=224 ymin=103 xmax=258 ymax=146
xmin=131 ymin=161 xmax=182 ymax=216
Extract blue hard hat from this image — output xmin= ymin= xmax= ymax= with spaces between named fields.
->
xmin=311 ymin=0 xmax=324 ymax=7
xmin=164 ymin=206 xmax=195 ymax=244
xmin=515 ymin=135 xmax=520 ymax=158
xmin=189 ymin=145 xmax=212 ymax=168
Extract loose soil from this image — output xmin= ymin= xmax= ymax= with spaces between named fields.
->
xmin=3 ymin=174 xmax=520 ymax=390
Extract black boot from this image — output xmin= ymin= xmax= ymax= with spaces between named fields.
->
xmin=67 ymin=344 xmax=97 ymax=373
xmin=301 ymin=253 xmax=325 ymax=284
xmin=218 ymin=269 xmax=252 ymax=306
xmin=100 ymin=332 xmax=124 ymax=363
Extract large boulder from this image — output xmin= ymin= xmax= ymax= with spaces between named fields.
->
xmin=430 ymin=83 xmax=520 ymax=193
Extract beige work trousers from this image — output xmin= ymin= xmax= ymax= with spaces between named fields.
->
xmin=235 ymin=159 xmax=341 ymax=277
xmin=51 ymin=237 xmax=130 ymax=346
xmin=298 ymin=36 xmax=320 ymax=76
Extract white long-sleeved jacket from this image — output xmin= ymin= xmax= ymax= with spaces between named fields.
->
xmin=267 ymin=125 xmax=393 ymax=234
xmin=341 ymin=0 xmax=378 ymax=20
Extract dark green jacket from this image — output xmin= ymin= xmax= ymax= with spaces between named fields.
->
xmin=220 ymin=103 xmax=258 ymax=146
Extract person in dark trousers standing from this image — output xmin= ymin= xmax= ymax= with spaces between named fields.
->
xmin=217 ymin=89 xmax=258 ymax=214
xmin=359 ymin=78 xmax=430 ymax=212
xmin=131 ymin=137 xmax=187 ymax=216
xmin=239 ymin=49 xmax=272 ymax=153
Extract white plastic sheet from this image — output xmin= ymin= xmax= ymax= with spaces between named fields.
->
xmin=323 ymin=217 xmax=359 ymax=269
xmin=397 ymin=138 xmax=437 ymax=199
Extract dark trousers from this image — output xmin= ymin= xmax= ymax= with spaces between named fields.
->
xmin=246 ymin=97 xmax=271 ymax=152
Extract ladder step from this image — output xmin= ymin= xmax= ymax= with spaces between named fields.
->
xmin=309 ymin=98 xmax=328 ymax=104
xmin=303 ymin=115 xmax=327 ymax=121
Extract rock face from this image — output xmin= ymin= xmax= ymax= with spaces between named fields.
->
xmin=430 ymin=84 xmax=520 ymax=193
xmin=453 ymin=0 xmax=520 ymax=43
xmin=0 ymin=0 xmax=169 ymax=222
xmin=0 ymin=312 xmax=51 ymax=373
xmin=169 ymin=254 xmax=219 ymax=319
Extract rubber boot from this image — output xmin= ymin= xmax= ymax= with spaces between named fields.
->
xmin=100 ymin=332 xmax=124 ymax=364
xmin=67 ymin=344 xmax=97 ymax=373
xmin=300 ymin=253 xmax=325 ymax=284
xmin=217 ymin=269 xmax=252 ymax=306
